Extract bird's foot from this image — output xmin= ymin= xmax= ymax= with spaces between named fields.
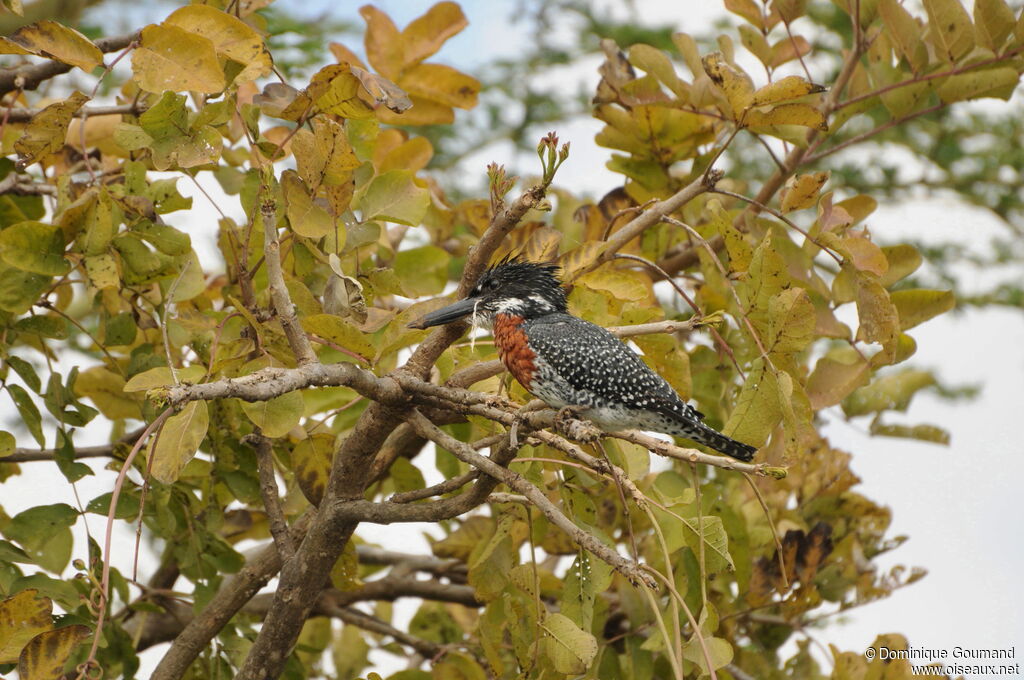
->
xmin=508 ymin=400 xmax=546 ymax=449
xmin=554 ymin=405 xmax=601 ymax=443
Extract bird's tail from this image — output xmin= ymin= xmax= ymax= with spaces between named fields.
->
xmin=688 ymin=421 xmax=757 ymax=462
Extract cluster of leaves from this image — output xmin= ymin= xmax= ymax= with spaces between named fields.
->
xmin=0 ymin=0 xmax=1019 ymax=679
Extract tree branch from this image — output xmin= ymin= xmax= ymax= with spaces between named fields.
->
xmin=3 ymin=103 xmax=145 ymax=123
xmin=245 ymin=432 xmax=294 ymax=559
xmin=0 ymin=31 xmax=139 ymax=95
xmin=260 ymin=195 xmax=317 ymax=365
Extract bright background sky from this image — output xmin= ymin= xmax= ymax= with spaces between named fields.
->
xmin=3 ymin=0 xmax=1023 ymax=677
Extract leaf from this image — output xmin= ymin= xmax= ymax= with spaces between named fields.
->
xmin=14 ymin=91 xmax=89 ymax=166
xmin=122 ymin=365 xmax=206 ymax=392
xmin=878 ymin=244 xmax=923 ymax=287
xmin=935 ymin=67 xmax=1020 ymax=104
xmin=780 ymin=171 xmax=829 ymax=212
xmin=751 ymin=75 xmax=825 ymax=107
xmin=0 ymin=430 xmax=13 ymax=457
xmin=132 ymin=24 xmax=226 ymax=94
xmin=301 ymin=314 xmax=375 ymax=359
xmin=7 ymin=383 xmax=44 ymax=446
xmin=843 ymin=369 xmax=936 ymax=416
xmin=74 ymin=366 xmax=141 ymax=420
xmin=629 ymin=43 xmax=688 ymax=96
xmin=766 ymin=287 xmax=816 ymax=353
xmin=745 ymin=102 xmax=827 ymax=130
xmin=359 ymin=5 xmax=404 ymax=79
xmin=723 ymin=359 xmax=782 ymax=447
xmin=724 ymin=0 xmax=765 ymax=27
xmin=467 ymin=516 xmax=514 ymax=602
xmin=806 ymin=355 xmax=871 ymax=409
xmin=401 ymin=1 xmax=468 ymax=65
xmin=18 ymin=624 xmax=90 ymax=680
xmin=974 ymin=0 xmax=1015 ymax=51
xmin=0 ymin=590 xmax=52 ymax=664
xmin=393 ymin=246 xmax=450 ymax=296
xmin=306 ymin=64 xmax=375 ymax=119
xmin=0 ymin=221 xmax=68 ymax=276
xmin=355 ymin=170 xmax=430 ymax=226
xmin=879 ymin=0 xmax=928 ymax=72
xmin=2 ymin=20 xmax=102 ymax=71
xmin=854 ymin=272 xmax=900 ymax=345
xmin=151 ymin=401 xmax=209 ymax=484
xmin=292 ymin=117 xmax=359 ymax=191
xmin=683 ymin=636 xmax=734 ymax=676
xmin=2 ymin=504 xmax=78 ymax=573
xmin=890 ymin=289 xmax=955 ymax=330
xmin=870 ymin=421 xmax=950 ymax=444
xmin=560 ymin=551 xmax=612 ymax=632
xmin=282 ymin=171 xmax=334 ymax=239
xmin=292 ymin=433 xmax=334 ymax=506
xmin=240 ymin=390 xmax=304 ymax=438
xmin=922 ymin=0 xmax=975 ymax=62
xmin=162 ymin=5 xmax=272 ymax=84
xmin=702 ymin=51 xmax=755 ymax=116
xmin=401 ymin=63 xmax=480 ymax=109
xmin=541 ymin=613 xmax=599 ymax=675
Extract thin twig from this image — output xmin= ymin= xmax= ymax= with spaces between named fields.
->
xmin=246 ymin=431 xmax=294 ymax=559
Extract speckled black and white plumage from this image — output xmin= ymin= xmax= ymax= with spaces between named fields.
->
xmin=413 ymin=258 xmax=756 ymax=461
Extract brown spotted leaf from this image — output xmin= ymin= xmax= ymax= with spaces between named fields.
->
xmin=18 ymin=624 xmax=90 ymax=680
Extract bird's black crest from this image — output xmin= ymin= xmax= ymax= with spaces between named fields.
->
xmin=468 ymin=257 xmax=568 ymax=316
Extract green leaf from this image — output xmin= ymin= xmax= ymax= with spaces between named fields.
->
xmin=301 ymin=314 xmax=375 ymax=359
xmin=0 ymin=430 xmax=13 ymax=457
xmin=13 ymin=315 xmax=68 ymax=339
xmin=936 ymin=67 xmax=1020 ymax=104
xmin=151 ymin=401 xmax=209 ymax=484
xmin=5 ymin=355 xmax=41 ymax=393
xmin=134 ymin=220 xmax=191 ymax=256
xmin=879 ymin=0 xmax=929 ymax=72
xmin=974 ymin=0 xmax=1015 ymax=51
xmin=890 ymin=289 xmax=955 ymax=330
xmin=0 ymin=263 xmax=49 ymax=314
xmin=843 ymin=369 xmax=936 ymax=416
xmin=14 ymin=91 xmax=90 ymax=166
xmin=355 ymin=169 xmax=430 ymax=226
xmin=393 ymin=245 xmax=450 ymax=296
xmin=854 ymin=271 xmax=899 ymax=345
xmin=2 ymin=504 xmax=78 ymax=573
xmin=7 ymin=384 xmax=44 ymax=446
xmin=560 ymin=551 xmax=612 ymax=632
xmin=240 ymin=390 xmax=304 ymax=438
xmin=43 ymin=369 xmax=98 ymax=427
xmin=123 ymin=365 xmax=206 ymax=392
xmin=541 ymin=612 xmax=599 ymax=675
xmin=0 ymin=221 xmax=69 ymax=276
xmin=682 ymin=635 xmax=734 ymax=676
xmin=467 ymin=515 xmax=514 ymax=602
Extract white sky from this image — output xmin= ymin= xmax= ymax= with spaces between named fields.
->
xmin=3 ymin=1 xmax=1022 ymax=677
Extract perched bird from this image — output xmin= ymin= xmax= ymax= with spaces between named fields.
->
xmin=410 ymin=258 xmax=756 ymax=461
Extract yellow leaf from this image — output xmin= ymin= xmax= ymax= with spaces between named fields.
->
xmin=724 ymin=359 xmax=782 ymax=447
xmin=85 ymin=253 xmax=121 ymax=290
xmin=401 ymin=1 xmax=468 ymax=65
xmin=935 ymin=67 xmax=1020 ymax=104
xmin=835 ymin=194 xmax=877 ymax=223
xmin=879 ymin=0 xmax=929 ymax=72
xmin=282 ymin=170 xmax=334 ymax=239
xmin=17 ymin=624 xmax=90 ymax=680
xmin=163 ymin=4 xmax=272 ymax=84
xmin=843 ymin=369 xmax=936 ymax=415
xmin=629 ymin=43 xmax=689 ymax=97
xmin=745 ymin=102 xmax=827 ymax=130
xmin=151 ymin=401 xmax=209 ymax=483
xmin=780 ymin=171 xmax=829 ymax=212
xmin=0 ymin=590 xmax=52 ymax=665
xmin=3 ymin=20 xmax=101 ymax=72
xmin=292 ymin=433 xmax=335 ymax=506
xmin=854 ymin=272 xmax=899 ymax=345
xmin=292 ymin=118 xmax=359 ymax=191
xmin=75 ymin=366 xmax=141 ymax=420
xmin=766 ymin=287 xmax=815 ymax=353
xmin=132 ymin=24 xmax=226 ymax=94
xmin=750 ymin=75 xmax=825 ymax=107
xmin=401 ymin=62 xmax=480 ymax=109
xmin=306 ymin=63 xmax=375 ymax=119
xmin=739 ymin=24 xmax=772 ymax=66
xmin=922 ymin=0 xmax=975 ymax=62
xmin=806 ymin=355 xmax=871 ymax=409
xmin=359 ymin=5 xmax=404 ymax=79
xmin=702 ymin=51 xmax=755 ymax=117
xmin=123 ymin=365 xmax=206 ymax=392
xmin=14 ymin=91 xmax=89 ymax=166
xmin=878 ymin=244 xmax=922 ymax=287
xmin=724 ymin=0 xmax=765 ymax=27
xmin=839 ymin=233 xmax=888 ymax=276
xmin=770 ymin=35 xmax=811 ymax=68
xmin=376 ymin=135 xmax=433 ymax=174
xmin=974 ymin=0 xmax=1015 ymax=51
xmin=302 ymin=313 xmax=375 ymax=359
xmin=376 ymin=94 xmax=454 ymax=125
xmin=541 ymin=613 xmax=599 ymax=675
xmin=890 ymin=289 xmax=955 ymax=330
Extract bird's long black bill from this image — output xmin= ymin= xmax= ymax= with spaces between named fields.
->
xmin=408 ymin=297 xmax=478 ymax=329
